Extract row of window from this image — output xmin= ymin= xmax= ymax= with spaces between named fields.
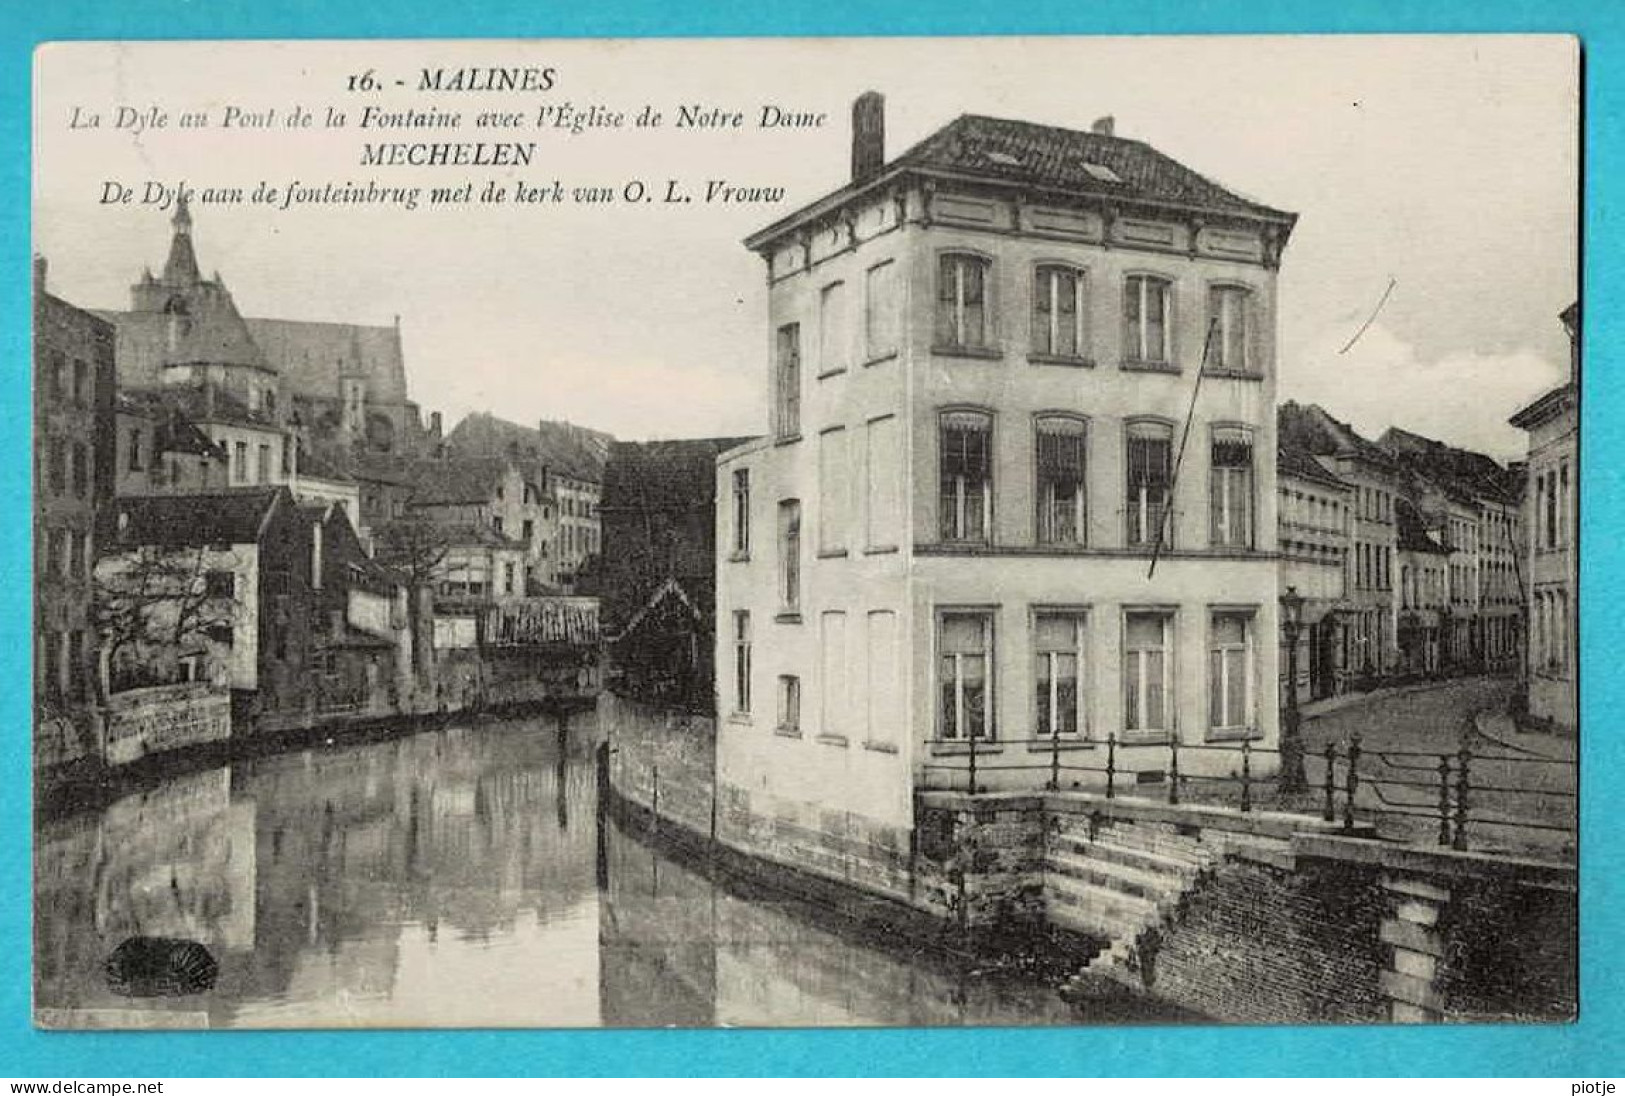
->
xmin=1279 ymin=487 xmax=1347 ymax=534
xmin=774 ymin=262 xmax=1262 ymax=440
xmin=1399 ymin=563 xmax=1447 ymax=611
xmin=1353 ymin=542 xmax=1393 ymax=592
xmin=41 ymin=437 xmax=90 ymax=498
xmin=42 ymin=350 xmax=93 ymax=410
xmin=37 ymin=627 xmax=89 ymax=705
xmin=731 ymin=606 xmax=1261 ymax=742
xmin=39 ymin=526 xmax=92 ymax=583
xmin=734 ymin=415 xmax=1260 ymax=570
xmin=1534 ymin=460 xmax=1573 ymax=552
xmin=1355 ymin=485 xmax=1394 ymax=525
xmin=1532 ymin=587 xmax=1571 ymax=675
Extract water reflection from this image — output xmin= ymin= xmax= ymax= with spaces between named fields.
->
xmin=36 ymin=710 xmax=1180 ymax=1028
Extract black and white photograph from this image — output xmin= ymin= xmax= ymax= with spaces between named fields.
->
xmin=31 ymin=35 xmax=1578 ymax=1029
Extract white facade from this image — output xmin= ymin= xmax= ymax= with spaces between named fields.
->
xmin=716 ymin=110 xmax=1294 ymax=840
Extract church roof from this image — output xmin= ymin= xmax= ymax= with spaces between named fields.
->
xmin=247 ymin=317 xmax=408 ymax=405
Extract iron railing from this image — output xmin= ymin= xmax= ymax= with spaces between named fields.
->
xmin=921 ymin=721 xmax=1576 ymax=857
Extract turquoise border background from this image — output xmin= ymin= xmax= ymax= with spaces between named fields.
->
xmin=0 ymin=0 xmax=1614 ymax=1077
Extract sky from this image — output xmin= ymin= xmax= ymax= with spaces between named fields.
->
xmin=33 ymin=36 xmax=1578 ymax=459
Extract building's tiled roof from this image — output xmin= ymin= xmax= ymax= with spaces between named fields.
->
xmin=245 ymin=317 xmax=408 ymax=406
xmin=747 ymin=111 xmax=1296 ymax=252
xmin=602 ymin=437 xmax=758 ymax=513
xmin=444 ymin=412 xmax=611 ymax=483
xmin=106 ymin=487 xmax=286 ymax=547
xmin=1377 ymin=427 xmax=1520 ymax=506
xmin=1276 ymin=443 xmax=1348 ymax=491
xmin=1278 ymin=401 xmax=1396 ymax=471
xmin=438 ymin=521 xmax=527 ymax=550
xmin=403 ymin=456 xmax=515 ymax=507
xmin=897 ymin=114 xmax=1294 ymax=221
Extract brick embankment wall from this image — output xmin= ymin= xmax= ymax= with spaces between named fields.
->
xmin=1141 ymin=854 xmax=1388 ymax=1023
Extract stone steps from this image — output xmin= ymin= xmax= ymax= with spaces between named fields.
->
xmin=1048 ymin=832 xmax=1210 ymax=880
xmin=1045 ymin=878 xmax=1163 ymax=941
xmin=1045 ymin=848 xmax=1183 ymax=905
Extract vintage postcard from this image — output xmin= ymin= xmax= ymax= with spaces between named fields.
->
xmin=31 ymin=36 xmax=1578 ymax=1029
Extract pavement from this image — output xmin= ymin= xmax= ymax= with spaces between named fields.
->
xmin=1472 ymin=708 xmax=1577 ymax=763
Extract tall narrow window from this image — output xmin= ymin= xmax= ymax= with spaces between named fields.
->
xmin=1123 ymin=275 xmax=1172 ymax=364
xmin=72 ymin=360 xmax=87 ymax=405
xmin=936 ymin=253 xmax=990 ymax=350
xmin=775 ymin=323 xmax=801 ymax=439
xmin=940 ymin=411 xmax=992 ymax=542
xmin=818 ymin=428 xmax=848 ymax=553
xmin=1125 ymin=420 xmax=1173 ymax=548
xmin=71 ymin=444 xmax=88 ymax=498
xmin=258 ymin=443 xmax=272 ymax=485
xmin=938 ymin=611 xmax=993 ymax=740
xmin=1210 ymin=427 xmax=1255 ymax=548
xmin=1035 ymin=416 xmax=1087 ymax=545
xmin=1209 ymin=285 xmax=1254 ymax=371
xmin=777 ymin=674 xmax=801 ymax=735
xmin=819 ymin=281 xmax=849 ymax=376
xmin=865 ymin=415 xmax=901 ymax=551
xmin=732 ymin=468 xmax=751 ymax=556
xmin=1559 ymin=460 xmax=1571 ymax=549
xmin=233 ymin=442 xmax=247 ymax=484
xmin=1544 ymin=471 xmax=1557 ymax=550
xmin=1209 ymin=612 xmax=1254 ymax=734
xmin=1124 ymin=611 xmax=1172 ymax=738
xmin=1032 ymin=265 xmax=1087 ymax=358
xmin=820 ymin=611 xmax=847 ymax=737
xmin=865 ymin=261 xmax=898 ymax=361
xmin=49 ymin=440 xmax=66 ymax=495
xmin=128 ymin=430 xmax=144 ymax=473
xmin=778 ymin=500 xmax=801 ymax=612
xmin=733 ymin=611 xmax=751 ymax=713
xmin=1034 ymin=612 xmax=1086 ymax=738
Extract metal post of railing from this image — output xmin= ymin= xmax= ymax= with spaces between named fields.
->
xmin=1453 ymin=744 xmax=1471 ymax=851
xmin=1437 ymin=754 xmax=1452 ymax=846
xmin=650 ymin=762 xmax=660 ymax=834
xmin=1343 ymin=734 xmax=1362 ymax=831
xmin=1049 ymin=731 xmax=1061 ymax=791
xmin=1168 ymin=738 xmax=1181 ymax=806
xmin=1105 ymin=733 xmax=1117 ymax=799
xmin=1240 ymin=738 xmax=1253 ymax=813
xmin=1322 ymin=743 xmax=1337 ymax=823
xmin=967 ymin=731 xmax=979 ymax=796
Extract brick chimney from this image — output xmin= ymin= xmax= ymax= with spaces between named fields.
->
xmin=1091 ymin=115 xmax=1115 ymax=137
xmin=851 ymin=91 xmax=885 ymax=182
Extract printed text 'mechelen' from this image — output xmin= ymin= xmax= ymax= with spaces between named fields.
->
xmin=359 ymin=142 xmax=536 ymax=167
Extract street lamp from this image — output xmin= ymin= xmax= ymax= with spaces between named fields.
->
xmin=1279 ymin=585 xmax=1307 ymax=793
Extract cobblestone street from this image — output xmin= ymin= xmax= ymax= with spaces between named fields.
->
xmin=1300 ymin=676 xmax=1576 ymax=858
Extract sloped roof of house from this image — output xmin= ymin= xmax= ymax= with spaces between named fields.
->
xmin=107 ymin=487 xmax=287 ymax=547
xmin=1377 ymin=426 xmax=1519 ymax=506
xmin=1278 ymin=401 xmax=1397 ymax=471
xmin=748 ymin=111 xmax=1296 ymax=251
xmin=602 ymin=437 xmax=758 ymax=513
xmin=402 ymin=456 xmax=519 ymax=507
xmin=1276 ymin=442 xmax=1349 ymax=492
xmin=900 ymin=114 xmax=1293 ymax=219
xmin=444 ymin=412 xmax=611 ymax=483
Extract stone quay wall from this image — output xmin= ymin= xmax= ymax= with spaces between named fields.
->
xmin=605 ymin=703 xmax=1576 ymax=1023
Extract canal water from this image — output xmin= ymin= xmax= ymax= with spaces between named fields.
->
xmin=35 ymin=710 xmax=1185 ymax=1028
